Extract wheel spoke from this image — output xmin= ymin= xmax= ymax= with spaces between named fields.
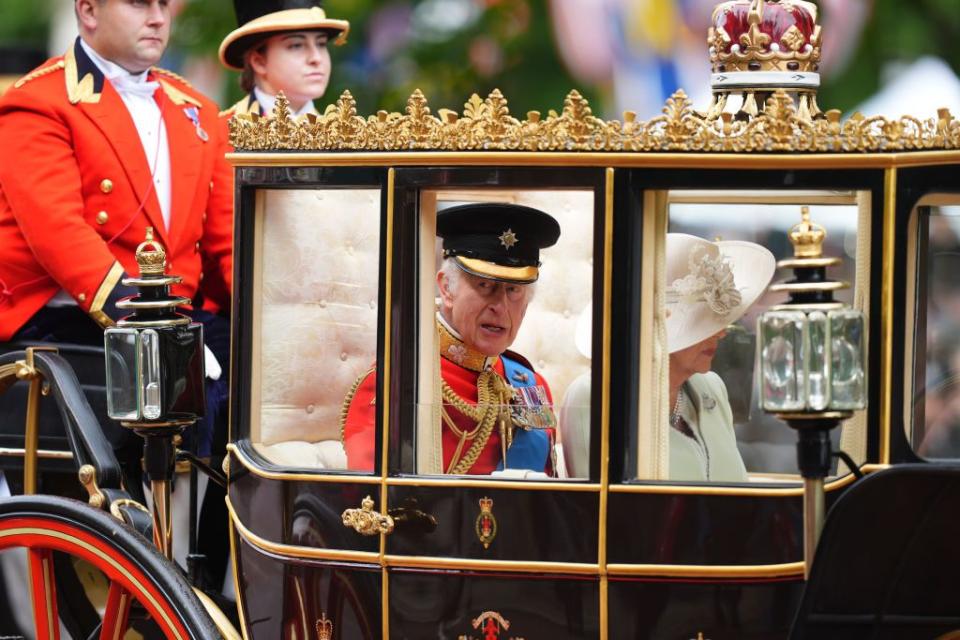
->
xmin=99 ymin=581 xmax=132 ymax=640
xmin=28 ymin=547 xmax=60 ymax=640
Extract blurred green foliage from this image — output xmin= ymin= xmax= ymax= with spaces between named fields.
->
xmin=0 ymin=0 xmax=54 ymax=47
xmin=5 ymin=0 xmax=960 ymax=116
xmin=820 ymin=0 xmax=960 ymax=113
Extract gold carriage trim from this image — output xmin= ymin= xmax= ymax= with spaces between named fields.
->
xmin=229 ymin=87 xmax=960 ymax=154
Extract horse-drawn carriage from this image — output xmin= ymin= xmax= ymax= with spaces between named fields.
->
xmin=4 ymin=0 xmax=960 ymax=638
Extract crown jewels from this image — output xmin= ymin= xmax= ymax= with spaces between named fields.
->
xmin=788 ymin=206 xmax=827 ymax=259
xmin=135 ymin=227 xmax=167 ymax=276
xmin=709 ymin=0 xmax=821 ymax=78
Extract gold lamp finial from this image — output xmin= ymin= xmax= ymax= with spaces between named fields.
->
xmin=788 ymin=206 xmax=827 ymax=258
xmin=135 ymin=227 xmax=167 ymax=276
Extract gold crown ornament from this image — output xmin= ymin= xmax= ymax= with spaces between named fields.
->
xmin=135 ymin=227 xmax=167 ymax=276
xmin=706 ymin=0 xmax=823 ymax=121
xmin=788 ymin=206 xmax=827 ymax=259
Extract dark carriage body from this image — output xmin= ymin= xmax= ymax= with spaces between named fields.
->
xmin=220 ymin=86 xmax=960 ymax=639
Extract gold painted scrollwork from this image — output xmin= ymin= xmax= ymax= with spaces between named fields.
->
xmin=229 ymin=87 xmax=960 ymax=154
xmin=341 ymin=495 xmax=395 ymax=536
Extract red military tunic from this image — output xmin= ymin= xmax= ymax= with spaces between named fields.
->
xmin=342 ymin=351 xmax=555 ymax=475
xmin=0 ymin=39 xmax=234 ymax=339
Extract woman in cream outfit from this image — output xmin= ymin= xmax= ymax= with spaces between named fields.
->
xmin=664 ymin=233 xmax=775 ymax=481
xmin=559 ymin=234 xmax=775 ymax=481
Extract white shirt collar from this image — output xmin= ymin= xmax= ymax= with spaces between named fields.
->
xmin=253 ymin=86 xmax=318 ymax=117
xmin=78 ymin=38 xmax=151 ymax=85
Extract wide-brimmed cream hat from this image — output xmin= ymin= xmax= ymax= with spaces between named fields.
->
xmin=219 ymin=2 xmax=350 ymax=71
xmin=666 ymin=233 xmax=775 ymax=354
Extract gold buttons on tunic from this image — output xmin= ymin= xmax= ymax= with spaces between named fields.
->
xmin=99 ymin=179 xmax=113 ymax=194
xmin=78 ymin=293 xmax=86 ymax=302
xmin=195 ymin=242 xmax=200 ymax=253
xmin=96 ymin=211 xmax=108 ymax=224
xmin=202 ymin=213 xmax=207 ymax=223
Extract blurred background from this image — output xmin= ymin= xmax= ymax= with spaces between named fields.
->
xmin=2 ymin=0 xmax=960 ymax=119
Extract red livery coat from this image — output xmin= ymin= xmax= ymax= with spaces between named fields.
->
xmin=343 ymin=356 xmax=554 ymax=474
xmin=0 ymin=39 xmax=234 ymax=339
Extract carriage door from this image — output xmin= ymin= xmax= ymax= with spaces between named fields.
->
xmin=367 ymin=166 xmax=608 ymax=639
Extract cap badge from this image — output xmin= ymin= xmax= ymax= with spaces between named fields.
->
xmin=499 ymin=229 xmax=518 ymax=249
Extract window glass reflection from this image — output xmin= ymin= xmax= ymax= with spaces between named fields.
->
xmin=372 ymin=190 xmax=594 ymax=479
xmin=657 ymin=199 xmax=860 ymax=482
xmin=914 ymin=206 xmax=960 ymax=459
xmin=253 ymin=189 xmax=381 ymax=470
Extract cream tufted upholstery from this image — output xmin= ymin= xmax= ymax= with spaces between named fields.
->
xmin=251 ymin=188 xmax=595 ymax=470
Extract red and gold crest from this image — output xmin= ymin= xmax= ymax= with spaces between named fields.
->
xmin=475 ymin=497 xmax=498 ymax=549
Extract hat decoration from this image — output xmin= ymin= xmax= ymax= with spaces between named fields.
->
xmin=667 ymin=247 xmax=743 ymax=317
xmin=219 ymin=0 xmax=350 ymax=71
xmin=665 ymin=233 xmax=775 ymax=353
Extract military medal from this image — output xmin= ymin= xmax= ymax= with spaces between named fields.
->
xmin=183 ymin=106 xmax=209 ymax=142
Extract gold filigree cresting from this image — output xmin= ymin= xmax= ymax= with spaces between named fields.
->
xmin=229 ymin=88 xmax=960 ymax=153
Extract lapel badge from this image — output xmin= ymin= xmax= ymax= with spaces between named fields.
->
xmin=475 ymin=497 xmax=498 ymax=549
xmin=498 ymin=228 xmax=518 ymax=249
xmin=316 ymin=612 xmax=333 ymax=640
xmin=511 ymin=371 xmax=529 ymax=384
xmin=183 ymin=106 xmax=209 ymax=142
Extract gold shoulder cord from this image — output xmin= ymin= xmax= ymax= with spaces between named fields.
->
xmin=443 ymin=371 xmax=515 ymax=474
xmin=338 ymin=367 xmax=375 ymax=444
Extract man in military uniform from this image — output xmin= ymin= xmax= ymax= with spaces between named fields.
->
xmin=342 ymin=203 xmax=561 ymax=475
xmin=0 ymin=0 xmax=234 ymax=344
xmin=0 ymin=0 xmax=235 ymax=593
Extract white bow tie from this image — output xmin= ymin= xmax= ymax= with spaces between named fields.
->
xmin=111 ymin=75 xmax=159 ymax=99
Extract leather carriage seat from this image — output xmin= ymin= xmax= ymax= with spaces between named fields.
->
xmin=251 ymin=190 xmax=593 ymax=471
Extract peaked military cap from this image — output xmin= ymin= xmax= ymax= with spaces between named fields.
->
xmin=219 ymin=0 xmax=349 ymax=71
xmin=438 ymin=203 xmax=561 ymax=284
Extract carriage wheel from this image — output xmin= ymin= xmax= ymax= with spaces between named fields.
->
xmin=0 ymin=494 xmax=217 ymax=639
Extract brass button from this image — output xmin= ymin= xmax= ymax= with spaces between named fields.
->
xmin=199 ymin=272 xmax=204 ymax=281
xmin=99 ymin=179 xmax=113 ymax=194
xmin=78 ymin=293 xmax=86 ymax=302
xmin=202 ymin=213 xmax=207 ymax=223
xmin=195 ymin=241 xmax=200 ymax=253
xmin=96 ymin=211 xmax=108 ymax=225
xmin=209 ymin=181 xmax=214 ymax=191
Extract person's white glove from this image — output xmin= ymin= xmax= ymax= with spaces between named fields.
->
xmin=204 ymin=345 xmax=222 ymax=381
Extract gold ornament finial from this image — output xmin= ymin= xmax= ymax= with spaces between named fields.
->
xmin=788 ymin=206 xmax=826 ymax=258
xmin=135 ymin=227 xmax=167 ymax=276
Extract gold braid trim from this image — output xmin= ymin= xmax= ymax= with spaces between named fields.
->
xmin=151 ymin=66 xmax=193 ymax=87
xmin=339 ymin=367 xmax=375 ymax=444
xmin=13 ymin=60 xmax=65 ymax=89
xmin=443 ymin=370 xmax=515 ymax=474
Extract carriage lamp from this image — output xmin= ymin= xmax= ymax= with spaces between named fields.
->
xmin=104 ymin=228 xmax=205 ymax=558
xmin=757 ymin=207 xmax=866 ymax=578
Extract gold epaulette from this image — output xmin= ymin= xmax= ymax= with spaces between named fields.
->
xmin=151 ymin=66 xmax=192 ymax=87
xmin=13 ymin=60 xmax=66 ymax=89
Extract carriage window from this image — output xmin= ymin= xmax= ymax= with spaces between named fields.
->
xmin=251 ymin=188 xmax=381 ymax=471
xmin=910 ymin=204 xmax=960 ymax=459
xmin=404 ymin=190 xmax=593 ymax=479
xmin=634 ymin=192 xmax=869 ymax=483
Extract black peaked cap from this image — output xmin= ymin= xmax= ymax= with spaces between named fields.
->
xmin=437 ymin=203 xmax=561 ymax=271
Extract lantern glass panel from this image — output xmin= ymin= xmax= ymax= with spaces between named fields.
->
xmin=760 ymin=310 xmax=807 ymax=411
xmin=806 ymin=311 xmax=830 ymax=411
xmin=140 ymin=329 xmax=162 ymax=420
xmin=829 ymin=309 xmax=867 ymax=409
xmin=105 ymin=328 xmax=140 ymax=420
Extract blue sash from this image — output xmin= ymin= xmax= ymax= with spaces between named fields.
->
xmin=497 ymin=356 xmax=552 ymax=472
